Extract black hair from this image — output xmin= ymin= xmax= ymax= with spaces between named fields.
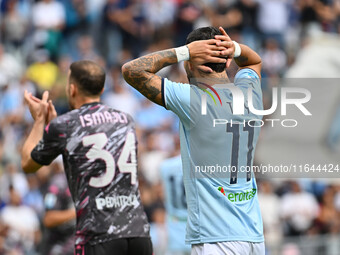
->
xmin=186 ymin=27 xmax=226 ymax=73
xmin=69 ymin=60 xmax=106 ymax=96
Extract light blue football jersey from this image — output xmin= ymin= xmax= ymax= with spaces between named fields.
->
xmin=163 ymin=68 xmax=264 ymax=244
xmin=160 ymin=155 xmax=191 ymax=252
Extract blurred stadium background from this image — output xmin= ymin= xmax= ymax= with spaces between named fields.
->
xmin=0 ymin=0 xmax=340 ymax=254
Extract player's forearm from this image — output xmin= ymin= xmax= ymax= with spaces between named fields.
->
xmin=122 ymin=40 xmax=228 ymax=105
xmin=21 ymin=120 xmax=45 ymax=173
xmin=122 ymin=49 xmax=177 ymax=105
xmin=43 ymin=209 xmax=76 ymax=228
xmin=122 ymin=49 xmax=176 ymax=87
xmin=234 ymin=44 xmax=262 ymax=68
xmin=123 ymin=49 xmax=177 ymax=76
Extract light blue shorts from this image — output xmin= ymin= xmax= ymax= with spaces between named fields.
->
xmin=191 ymin=241 xmax=265 ymax=255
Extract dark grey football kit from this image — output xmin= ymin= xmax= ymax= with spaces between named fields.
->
xmin=31 ymin=102 xmax=152 ymax=255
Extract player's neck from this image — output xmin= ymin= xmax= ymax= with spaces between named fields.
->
xmin=207 ymin=71 xmax=229 ymax=80
xmin=191 ymin=72 xmax=230 ymax=86
xmin=73 ymin=97 xmax=101 ymax=109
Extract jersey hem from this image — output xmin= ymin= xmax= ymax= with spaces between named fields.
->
xmin=185 ymin=235 xmax=265 ymax=245
xmin=78 ymin=233 xmax=150 ymax=246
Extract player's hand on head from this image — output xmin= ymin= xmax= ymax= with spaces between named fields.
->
xmin=214 ymin=27 xmax=235 ymax=68
xmin=187 ymin=39 xmax=228 ymax=69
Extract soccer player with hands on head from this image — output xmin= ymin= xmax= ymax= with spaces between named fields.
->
xmin=123 ymin=26 xmax=264 ymax=255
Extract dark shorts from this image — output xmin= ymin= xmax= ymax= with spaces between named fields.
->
xmin=75 ymin=237 xmax=153 ymax=255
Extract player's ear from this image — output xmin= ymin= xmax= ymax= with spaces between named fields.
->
xmin=70 ymin=83 xmax=77 ymax=97
xmin=188 ymin=61 xmax=194 ymax=71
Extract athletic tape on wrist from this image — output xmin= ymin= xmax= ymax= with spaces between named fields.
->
xmin=175 ymin=46 xmax=190 ymax=62
xmin=233 ymin=41 xmax=241 ymax=58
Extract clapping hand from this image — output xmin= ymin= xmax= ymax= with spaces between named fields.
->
xmin=24 ymin=90 xmax=57 ymax=124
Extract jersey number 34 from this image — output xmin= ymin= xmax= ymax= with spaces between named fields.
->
xmin=82 ymin=132 xmax=137 ymax=188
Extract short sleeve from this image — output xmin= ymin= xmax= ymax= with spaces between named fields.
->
xmin=162 ymin=78 xmax=193 ymax=127
xmin=235 ymin=68 xmax=262 ymax=112
xmin=31 ymin=118 xmax=66 ymax=166
xmin=235 ymin=68 xmax=260 ymax=88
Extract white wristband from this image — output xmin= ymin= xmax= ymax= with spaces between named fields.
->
xmin=175 ymin=46 xmax=190 ymax=62
xmin=233 ymin=41 xmax=241 ymax=58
